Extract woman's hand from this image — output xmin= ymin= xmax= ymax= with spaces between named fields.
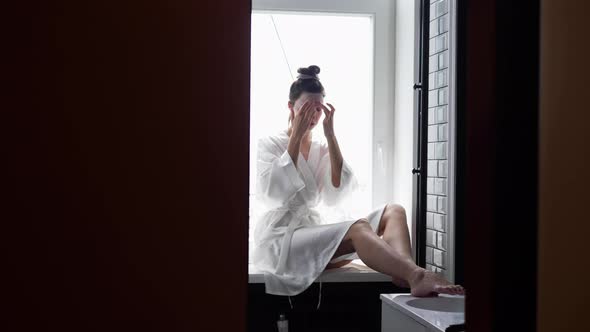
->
xmin=291 ymin=99 xmax=317 ymax=141
xmin=322 ymin=102 xmax=336 ymax=138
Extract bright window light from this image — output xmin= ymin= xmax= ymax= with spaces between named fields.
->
xmin=249 ymin=11 xmax=374 ymax=256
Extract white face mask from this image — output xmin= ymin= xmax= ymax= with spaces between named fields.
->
xmin=293 ymin=92 xmax=324 ymax=113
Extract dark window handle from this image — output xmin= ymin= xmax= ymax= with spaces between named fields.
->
xmin=412 ymin=167 xmax=421 ymax=174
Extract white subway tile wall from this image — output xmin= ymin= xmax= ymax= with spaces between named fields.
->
xmin=427 ymin=229 xmax=436 ymax=247
xmin=425 ymin=0 xmax=451 ymax=274
xmin=426 ymin=246 xmax=434 ymax=265
xmin=427 ymin=195 xmax=438 ymax=212
xmin=437 ymin=232 xmax=447 ymax=251
xmin=433 ymin=213 xmax=446 ymax=231
xmin=433 ymin=248 xmax=445 ymax=267
xmin=435 ymin=142 xmax=447 ymax=159
xmin=428 ymin=160 xmax=438 ymax=177
xmin=437 ymin=106 xmax=448 ymax=123
xmin=427 ymin=177 xmax=435 ymax=194
xmin=427 ymin=212 xmax=435 ymax=228
xmin=438 ymin=196 xmax=447 ymax=214
xmin=438 ymin=160 xmax=448 ymax=177
xmin=428 ymin=107 xmax=436 ymax=124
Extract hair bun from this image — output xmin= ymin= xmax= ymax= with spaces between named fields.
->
xmin=297 ymin=65 xmax=321 ymax=78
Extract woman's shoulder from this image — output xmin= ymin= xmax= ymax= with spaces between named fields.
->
xmin=257 ymin=130 xmax=289 ymax=150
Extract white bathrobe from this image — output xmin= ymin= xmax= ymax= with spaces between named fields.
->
xmin=251 ymin=129 xmax=387 ymax=297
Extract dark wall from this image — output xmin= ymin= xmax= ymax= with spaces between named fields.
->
xmin=3 ymin=1 xmax=250 ymax=331
xmin=538 ymin=1 xmax=590 ymax=330
xmin=459 ymin=0 xmax=539 ymax=331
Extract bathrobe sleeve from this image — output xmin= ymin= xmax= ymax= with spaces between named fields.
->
xmin=255 ymin=137 xmax=306 ymax=209
xmin=319 ymin=153 xmax=359 ymax=207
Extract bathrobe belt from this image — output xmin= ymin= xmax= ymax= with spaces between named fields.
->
xmin=274 ymin=204 xmax=318 ymax=275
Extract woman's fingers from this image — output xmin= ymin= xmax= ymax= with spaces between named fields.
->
xmin=318 ymin=103 xmax=329 ymax=113
xmin=301 ymin=100 xmax=316 ymax=125
xmin=326 ymin=103 xmax=335 ymax=118
xmin=297 ymin=100 xmax=311 ymax=119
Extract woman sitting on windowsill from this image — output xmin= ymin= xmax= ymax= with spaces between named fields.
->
xmin=251 ymin=65 xmax=465 ymax=300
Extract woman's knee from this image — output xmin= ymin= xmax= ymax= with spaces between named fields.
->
xmin=349 ymin=218 xmax=372 ymax=236
xmin=385 ymin=203 xmax=406 ymax=218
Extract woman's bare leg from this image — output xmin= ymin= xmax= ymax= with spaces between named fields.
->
xmin=333 ymin=218 xmax=465 ymax=297
xmin=326 ymin=204 xmax=412 ymax=274
xmin=378 ymin=204 xmax=413 ymax=259
xmin=377 ymin=204 xmax=413 ymax=287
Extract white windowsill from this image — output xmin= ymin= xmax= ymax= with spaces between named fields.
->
xmin=248 ymin=259 xmax=391 ymax=284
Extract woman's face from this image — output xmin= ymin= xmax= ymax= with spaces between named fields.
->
xmin=292 ymin=92 xmax=324 ymax=130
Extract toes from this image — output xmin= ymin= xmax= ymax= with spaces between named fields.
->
xmin=435 ymin=285 xmax=459 ymax=295
xmin=453 ymin=285 xmax=465 ymax=293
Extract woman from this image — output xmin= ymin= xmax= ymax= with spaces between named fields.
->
xmin=251 ymin=65 xmax=465 ymax=302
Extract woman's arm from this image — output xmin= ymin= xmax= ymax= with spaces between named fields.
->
xmin=325 ymin=134 xmax=344 ymax=188
xmin=319 ymin=102 xmax=358 ymax=206
xmin=288 ymin=99 xmax=317 ymax=168
xmin=322 ymin=102 xmax=344 ymax=187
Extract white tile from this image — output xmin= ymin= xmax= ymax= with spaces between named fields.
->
xmin=427 ymin=230 xmax=436 ymax=247
xmin=427 ymin=195 xmax=438 ymax=212
xmin=428 ymin=143 xmax=435 ymax=159
xmin=430 ymin=18 xmax=439 ymax=38
xmin=428 ymin=107 xmax=436 ymax=125
xmin=435 ymin=142 xmax=447 ymax=159
xmin=439 ymin=50 xmax=448 ymax=69
xmin=437 ymin=69 xmax=448 ymax=88
xmin=438 ymin=160 xmax=448 ymax=177
xmin=439 ymin=14 xmax=450 ymax=34
xmin=426 ymin=246 xmax=434 ymax=264
xmin=434 ymin=178 xmax=447 ymax=195
xmin=438 ymin=196 xmax=447 ymax=214
xmin=429 ymin=55 xmax=439 ymax=73
xmin=433 ymin=213 xmax=446 ymax=231
xmin=428 ymin=125 xmax=438 ymax=142
xmin=434 ymin=249 xmax=445 ymax=267
xmin=427 ymin=177 xmax=435 ymax=194
xmin=430 ymin=73 xmax=437 ymax=89
xmin=428 ymin=160 xmax=438 ymax=177
xmin=438 ymin=87 xmax=448 ymax=105
xmin=439 ymin=123 xmax=448 ymax=141
xmin=437 ymin=106 xmax=448 ymax=123
xmin=434 ymin=35 xmax=442 ymax=53
xmin=426 ymin=263 xmax=437 ymax=272
xmin=429 ymin=37 xmax=436 ymax=55
xmin=437 ymin=1 xmax=449 ymax=19
xmin=435 ymin=33 xmax=448 ymax=53
xmin=437 ymin=232 xmax=447 ymax=251
xmin=427 ymin=212 xmax=435 ymax=229
xmin=429 ymin=72 xmax=436 ymax=90
xmin=430 ymin=3 xmax=437 ymax=21
xmin=429 ymin=89 xmax=438 ymax=107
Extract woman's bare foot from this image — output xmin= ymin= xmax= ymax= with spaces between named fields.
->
xmin=408 ymin=268 xmax=465 ymax=297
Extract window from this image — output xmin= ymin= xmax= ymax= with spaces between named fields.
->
xmin=250 ymin=11 xmax=373 ymax=213
xmin=249 ymin=0 xmax=407 ymax=264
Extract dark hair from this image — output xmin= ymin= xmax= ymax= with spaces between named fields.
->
xmin=287 ymin=65 xmax=326 ymax=127
xmin=289 ymin=65 xmax=326 ymax=104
